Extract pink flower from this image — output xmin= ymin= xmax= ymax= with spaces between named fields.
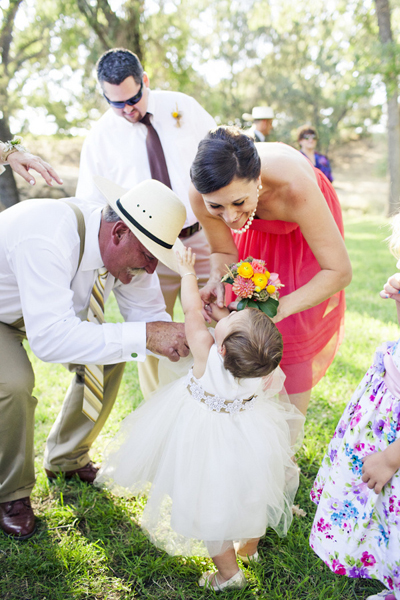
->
xmin=232 ymin=276 xmax=255 ymax=299
xmin=331 ymin=559 xmax=347 ymax=575
xmin=251 ymin=259 xmax=266 ymax=273
xmin=361 ymin=552 xmax=376 ymax=567
xmin=350 ymin=413 xmax=362 ymax=429
xmin=268 ymin=272 xmax=281 ymax=285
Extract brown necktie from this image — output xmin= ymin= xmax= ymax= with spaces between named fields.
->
xmin=140 ymin=112 xmax=172 ymax=188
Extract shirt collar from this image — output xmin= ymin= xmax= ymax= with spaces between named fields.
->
xmin=79 ymin=207 xmax=104 ymax=272
xmin=252 ymin=126 xmax=265 ymax=142
xmin=146 ymin=89 xmax=155 ymax=118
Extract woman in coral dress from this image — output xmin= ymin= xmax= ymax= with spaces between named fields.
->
xmin=189 ymin=126 xmax=352 ymax=415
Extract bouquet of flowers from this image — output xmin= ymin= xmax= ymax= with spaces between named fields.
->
xmin=221 ymin=257 xmax=284 ymax=317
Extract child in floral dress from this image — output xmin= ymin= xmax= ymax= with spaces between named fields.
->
xmin=310 ymin=216 xmax=400 ymax=600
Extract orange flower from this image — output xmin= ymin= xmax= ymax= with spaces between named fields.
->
xmin=237 ymin=262 xmax=253 ymax=278
xmin=232 ymin=276 xmax=255 ymax=298
xmin=266 ymin=284 xmax=276 ymax=294
xmin=252 ymin=273 xmax=268 ymax=291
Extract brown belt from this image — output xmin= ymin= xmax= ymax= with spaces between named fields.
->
xmin=179 ymin=222 xmax=201 ymax=239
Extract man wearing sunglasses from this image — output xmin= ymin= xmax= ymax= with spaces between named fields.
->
xmin=76 ymin=48 xmax=216 ymax=398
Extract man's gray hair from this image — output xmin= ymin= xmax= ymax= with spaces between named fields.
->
xmin=103 ymin=205 xmax=121 ymax=223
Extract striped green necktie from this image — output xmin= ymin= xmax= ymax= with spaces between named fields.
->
xmin=82 ymin=267 xmax=108 ymax=422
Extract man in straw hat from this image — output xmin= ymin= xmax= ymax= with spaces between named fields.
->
xmin=0 ymin=177 xmax=189 ymax=540
xmin=242 ymin=106 xmax=275 ymax=142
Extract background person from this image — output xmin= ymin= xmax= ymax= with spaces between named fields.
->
xmin=242 ymin=106 xmax=275 ymax=142
xmin=76 ymin=48 xmax=216 ymax=399
xmin=297 ymin=124 xmax=333 ymax=182
xmin=0 ymin=136 xmax=62 ymax=186
xmin=0 ymin=177 xmax=188 ymax=541
xmin=189 ymin=126 xmax=352 ymax=416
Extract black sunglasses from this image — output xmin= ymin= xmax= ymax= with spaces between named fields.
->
xmin=103 ymin=80 xmax=144 ymax=109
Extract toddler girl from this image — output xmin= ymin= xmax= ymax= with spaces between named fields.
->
xmin=310 ymin=215 xmax=400 ymax=600
xmin=96 ymin=247 xmax=304 ymax=591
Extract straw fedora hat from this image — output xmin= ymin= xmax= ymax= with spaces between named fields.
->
xmin=94 ymin=175 xmax=186 ymax=273
xmin=242 ymin=106 xmax=275 ymax=121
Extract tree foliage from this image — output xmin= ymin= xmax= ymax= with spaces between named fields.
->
xmin=1 ymin=0 xmax=400 ymax=207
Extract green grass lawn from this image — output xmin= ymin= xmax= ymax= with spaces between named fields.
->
xmin=1 ymin=214 xmax=398 ymax=600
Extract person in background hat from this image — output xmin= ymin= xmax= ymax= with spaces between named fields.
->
xmin=242 ymin=106 xmax=275 ymax=142
xmin=297 ymin=124 xmax=333 ymax=182
xmin=76 ymin=48 xmax=216 ymax=399
xmin=0 ymin=178 xmax=189 ymax=540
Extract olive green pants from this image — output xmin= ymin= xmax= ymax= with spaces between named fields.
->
xmin=0 ymin=321 xmax=125 ymax=503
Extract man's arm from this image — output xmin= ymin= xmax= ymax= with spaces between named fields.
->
xmin=113 ymin=270 xmax=189 ymax=361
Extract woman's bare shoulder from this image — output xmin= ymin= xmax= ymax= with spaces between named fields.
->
xmin=258 ymin=142 xmax=316 ymax=185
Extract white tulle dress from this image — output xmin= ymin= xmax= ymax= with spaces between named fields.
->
xmin=95 ymin=343 xmax=304 ymax=557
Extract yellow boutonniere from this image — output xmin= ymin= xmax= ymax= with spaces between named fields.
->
xmin=172 ymin=103 xmax=182 ymax=127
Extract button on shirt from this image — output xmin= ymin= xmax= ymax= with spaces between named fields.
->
xmin=76 ymin=90 xmax=216 ymax=228
xmin=0 ymin=199 xmax=170 ymax=365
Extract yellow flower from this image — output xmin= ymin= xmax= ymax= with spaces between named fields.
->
xmin=265 ymin=270 xmax=270 ymax=279
xmin=237 ymin=262 xmax=253 ymax=278
xmin=267 ymin=284 xmax=276 ymax=294
xmin=172 ymin=111 xmax=179 ymax=118
xmin=251 ymin=272 xmax=268 ymax=290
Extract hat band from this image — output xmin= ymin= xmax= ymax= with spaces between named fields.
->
xmin=116 ymin=199 xmax=173 ymax=250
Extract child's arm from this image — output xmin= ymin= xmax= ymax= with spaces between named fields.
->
xmin=177 ymin=248 xmax=214 ymax=374
xmin=362 ymin=438 xmax=400 ymax=494
xmin=204 ymin=302 xmax=230 ymax=322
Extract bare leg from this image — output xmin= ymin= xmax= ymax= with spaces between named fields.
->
xmin=235 ymin=537 xmax=260 ymax=560
xmin=210 ymin=546 xmax=239 ymax=584
xmin=288 ymin=389 xmax=311 ymax=416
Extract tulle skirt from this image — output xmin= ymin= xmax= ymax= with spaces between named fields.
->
xmin=95 ymin=369 xmax=304 ymax=557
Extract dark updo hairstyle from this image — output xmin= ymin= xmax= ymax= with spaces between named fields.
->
xmin=190 ymin=126 xmax=261 ymax=194
xmin=222 ymin=308 xmax=283 ymax=379
xmin=97 ymin=48 xmax=143 ymax=86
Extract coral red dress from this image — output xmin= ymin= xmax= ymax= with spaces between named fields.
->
xmin=225 ymin=168 xmax=345 ymax=395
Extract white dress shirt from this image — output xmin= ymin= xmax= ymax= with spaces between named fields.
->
xmin=0 ymin=199 xmax=170 ymax=365
xmin=250 ymin=126 xmax=265 ymax=142
xmin=76 ymin=90 xmax=216 ymax=227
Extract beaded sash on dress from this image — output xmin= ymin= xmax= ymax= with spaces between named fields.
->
xmin=186 ymin=375 xmax=257 ymax=414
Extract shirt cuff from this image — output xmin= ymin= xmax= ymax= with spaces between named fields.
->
xmin=122 ymin=321 xmax=147 ymax=362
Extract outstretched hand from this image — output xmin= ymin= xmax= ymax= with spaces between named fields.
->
xmin=7 ymin=151 xmax=63 ymax=186
xmin=176 ymin=246 xmax=196 ymax=277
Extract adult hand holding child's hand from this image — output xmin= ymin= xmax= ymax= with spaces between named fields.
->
xmin=146 ymin=322 xmax=189 ymax=362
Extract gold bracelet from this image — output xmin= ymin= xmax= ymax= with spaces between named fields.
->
xmin=181 ymin=272 xmax=198 ymax=280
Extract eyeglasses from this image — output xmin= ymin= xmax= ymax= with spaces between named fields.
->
xmin=103 ymin=80 xmax=144 ymax=109
xmin=301 ymin=133 xmax=316 ymax=140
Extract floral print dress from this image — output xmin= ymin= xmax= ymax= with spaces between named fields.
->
xmin=310 ymin=341 xmax=400 ymax=598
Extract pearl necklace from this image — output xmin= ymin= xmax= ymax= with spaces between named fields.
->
xmin=234 ymin=207 xmax=257 ymax=235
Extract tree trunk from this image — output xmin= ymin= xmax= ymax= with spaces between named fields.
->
xmin=374 ymin=0 xmax=400 ymax=216
xmin=0 ymin=117 xmax=20 ymax=210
